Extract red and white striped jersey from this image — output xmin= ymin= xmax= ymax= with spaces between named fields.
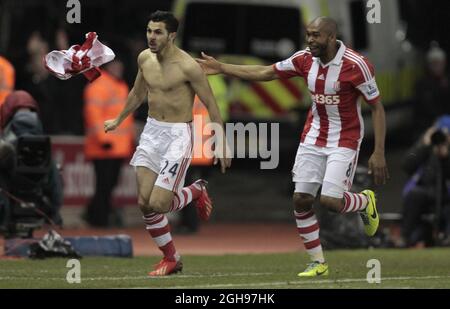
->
xmin=273 ymin=41 xmax=380 ymax=150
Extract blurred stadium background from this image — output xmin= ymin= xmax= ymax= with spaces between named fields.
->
xmin=1 ymin=0 xmax=450 ymax=288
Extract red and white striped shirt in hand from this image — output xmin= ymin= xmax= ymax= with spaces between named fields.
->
xmin=273 ymin=41 xmax=380 ymax=150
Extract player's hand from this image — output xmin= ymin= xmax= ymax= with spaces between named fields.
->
xmin=215 ymin=157 xmax=232 ymax=174
xmin=213 ymin=140 xmax=232 ymax=173
xmin=196 ymin=52 xmax=222 ymax=75
xmin=104 ymin=119 xmax=120 ymax=133
xmin=368 ymin=152 xmax=389 ymax=185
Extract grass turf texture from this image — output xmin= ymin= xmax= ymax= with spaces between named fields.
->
xmin=1 ymin=248 xmax=450 ymax=288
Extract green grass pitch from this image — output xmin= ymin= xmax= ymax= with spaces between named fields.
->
xmin=1 ymin=248 xmax=450 ymax=288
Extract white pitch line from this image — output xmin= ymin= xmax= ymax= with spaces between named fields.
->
xmin=162 ymin=275 xmax=450 ymax=289
xmin=2 ymin=274 xmax=450 ymax=288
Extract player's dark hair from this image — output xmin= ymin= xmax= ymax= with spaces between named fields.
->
xmin=149 ymin=11 xmax=179 ymax=33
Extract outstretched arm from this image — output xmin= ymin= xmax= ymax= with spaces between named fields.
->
xmin=104 ymin=56 xmax=147 ymax=132
xmin=196 ymin=52 xmax=278 ymax=81
xmin=185 ymin=61 xmax=232 ymax=173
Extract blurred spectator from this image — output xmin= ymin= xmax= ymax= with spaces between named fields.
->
xmin=413 ymin=42 xmax=450 ymax=136
xmin=82 ymin=59 xmax=135 ymax=227
xmin=0 ymin=55 xmax=15 ymax=106
xmin=125 ymin=35 xmax=147 ymax=86
xmin=400 ymin=116 xmax=450 ymax=247
xmin=16 ymin=31 xmax=86 ymax=135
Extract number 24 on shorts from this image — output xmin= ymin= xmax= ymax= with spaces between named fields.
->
xmin=160 ymin=160 xmax=179 ymax=177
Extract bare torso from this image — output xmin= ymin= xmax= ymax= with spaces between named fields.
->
xmin=139 ymin=48 xmax=195 ymax=122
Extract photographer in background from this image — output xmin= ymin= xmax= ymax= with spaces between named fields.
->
xmin=0 ymin=90 xmax=63 ymax=229
xmin=400 ymin=116 xmax=450 ymax=247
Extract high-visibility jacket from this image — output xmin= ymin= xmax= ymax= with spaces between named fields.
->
xmin=191 ymin=96 xmax=214 ymax=166
xmin=83 ymin=71 xmax=134 ymax=160
xmin=0 ymin=56 xmax=15 ymax=106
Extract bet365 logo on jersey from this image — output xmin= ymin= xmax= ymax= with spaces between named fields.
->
xmin=312 ymin=94 xmax=340 ymax=105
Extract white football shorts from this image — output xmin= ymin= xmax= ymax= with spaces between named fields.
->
xmin=130 ymin=117 xmax=193 ymax=192
xmin=292 ymin=143 xmax=359 ymax=198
